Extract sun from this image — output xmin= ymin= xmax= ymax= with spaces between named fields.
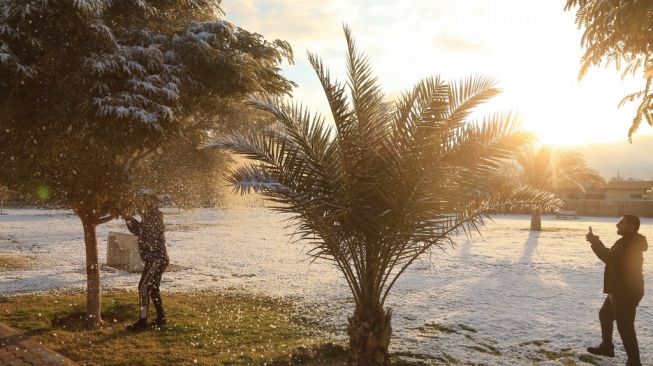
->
xmin=497 ymin=70 xmax=643 ymax=148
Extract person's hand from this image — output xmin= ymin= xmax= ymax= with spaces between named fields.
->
xmin=121 ymin=206 xmax=135 ymax=220
xmin=586 ymin=232 xmax=599 ymax=244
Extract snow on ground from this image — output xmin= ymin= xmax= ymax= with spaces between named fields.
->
xmin=1 ymin=208 xmax=652 ymax=365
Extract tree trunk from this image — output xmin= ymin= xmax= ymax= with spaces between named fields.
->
xmin=347 ymin=305 xmax=392 ymax=366
xmin=80 ymin=215 xmax=103 ymax=328
xmin=530 ymin=209 xmax=542 ymax=231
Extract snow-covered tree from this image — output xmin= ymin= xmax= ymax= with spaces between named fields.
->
xmin=0 ymin=0 xmax=294 ymax=326
xmin=131 ymin=101 xmax=278 ymax=208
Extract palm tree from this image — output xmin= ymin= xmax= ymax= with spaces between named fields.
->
xmin=516 ymin=146 xmax=604 ymax=231
xmin=206 ymin=27 xmax=561 ymax=366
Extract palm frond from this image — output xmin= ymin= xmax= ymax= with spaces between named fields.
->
xmin=307 ymin=52 xmax=354 ymax=142
xmin=387 ymin=77 xmax=450 ymax=188
xmin=447 ymin=75 xmax=500 ymax=125
xmin=438 ymin=112 xmax=532 ymax=172
xmin=244 ymin=97 xmax=336 ymax=183
xmin=515 ymin=146 xmax=554 ymax=190
xmin=343 ymin=25 xmax=390 ymax=150
xmin=226 ymin=164 xmax=290 ymax=194
xmin=514 ymin=145 xmax=603 ymax=195
xmin=551 ymin=149 xmax=605 ymax=191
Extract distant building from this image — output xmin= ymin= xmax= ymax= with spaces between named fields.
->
xmin=560 ymin=187 xmax=604 ymax=200
xmin=603 ymin=181 xmax=653 ymax=200
xmin=556 ymin=180 xmax=653 ymax=217
xmin=557 ymin=181 xmax=653 ymax=201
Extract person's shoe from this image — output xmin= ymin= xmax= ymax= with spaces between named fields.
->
xmin=150 ymin=317 xmax=166 ymax=330
xmin=126 ymin=318 xmax=148 ymax=332
xmin=587 ymin=343 xmax=615 ymax=357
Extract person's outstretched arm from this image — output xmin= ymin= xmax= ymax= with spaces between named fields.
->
xmin=589 ymin=236 xmax=624 ymax=264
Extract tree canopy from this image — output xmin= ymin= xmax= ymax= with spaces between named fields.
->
xmin=565 ymin=0 xmax=653 ymax=140
xmin=0 ymin=0 xmax=294 ymax=211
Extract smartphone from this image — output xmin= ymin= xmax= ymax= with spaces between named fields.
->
xmin=589 ymin=226 xmax=593 ymax=234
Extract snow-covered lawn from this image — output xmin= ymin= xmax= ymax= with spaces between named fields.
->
xmin=1 ymin=208 xmax=651 ymax=365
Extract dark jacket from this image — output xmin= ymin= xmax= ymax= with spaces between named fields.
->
xmin=126 ymin=209 xmax=169 ymax=263
xmin=591 ymin=233 xmax=648 ymax=297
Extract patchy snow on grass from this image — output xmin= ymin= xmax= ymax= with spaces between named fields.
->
xmin=1 ymin=208 xmax=651 ymax=365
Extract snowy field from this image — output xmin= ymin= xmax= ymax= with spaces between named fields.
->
xmin=1 ymin=208 xmax=652 ymax=365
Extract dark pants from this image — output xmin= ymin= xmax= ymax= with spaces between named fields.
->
xmin=599 ymin=294 xmax=642 ymax=364
xmin=138 ymin=258 xmax=168 ymax=320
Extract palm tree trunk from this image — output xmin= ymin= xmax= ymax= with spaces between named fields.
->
xmin=80 ymin=214 xmax=103 ymax=328
xmin=530 ymin=209 xmax=542 ymax=231
xmin=347 ymin=305 xmax=392 ymax=366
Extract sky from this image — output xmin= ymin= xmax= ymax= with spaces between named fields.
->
xmin=222 ymin=0 xmax=652 ymax=176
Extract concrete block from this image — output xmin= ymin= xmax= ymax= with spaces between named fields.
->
xmin=106 ymin=231 xmax=144 ymax=272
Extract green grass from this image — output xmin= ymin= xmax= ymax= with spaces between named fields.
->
xmin=578 ymin=354 xmax=599 ymax=365
xmin=0 ymin=290 xmax=348 ymax=366
xmin=2 ymin=290 xmax=590 ymax=365
xmin=466 ymin=345 xmax=501 ymax=356
xmin=518 ymin=339 xmax=550 ymax=347
xmin=416 ymin=322 xmax=458 ymax=334
xmin=0 ymin=253 xmax=34 ymax=271
xmin=536 ymin=347 xmax=584 ymax=366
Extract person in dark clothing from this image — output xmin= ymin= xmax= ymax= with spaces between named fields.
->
xmin=124 ymin=189 xmax=169 ymax=331
xmin=586 ymin=215 xmax=647 ymax=366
